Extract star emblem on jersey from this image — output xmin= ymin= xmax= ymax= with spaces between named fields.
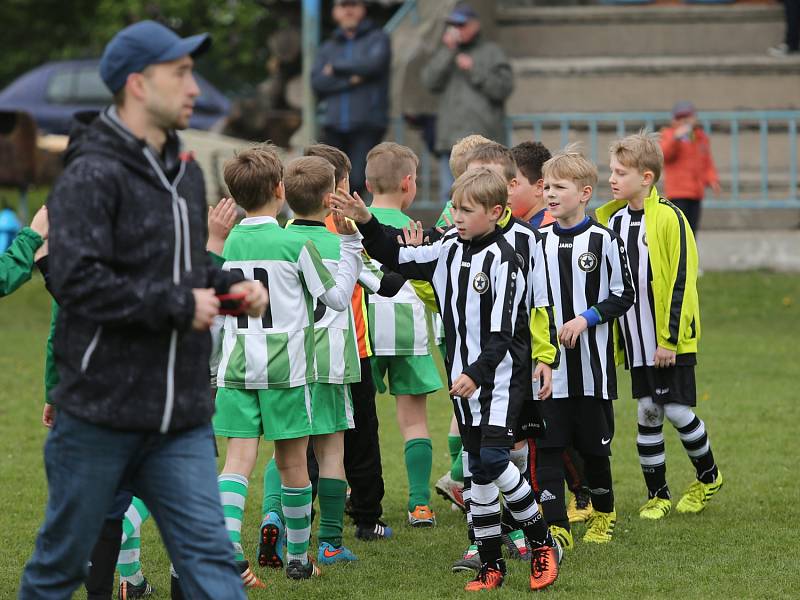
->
xmin=472 ymin=272 xmax=489 ymax=294
xmin=578 ymin=252 xmax=598 ymax=272
xmin=515 ymin=252 xmax=526 ymax=269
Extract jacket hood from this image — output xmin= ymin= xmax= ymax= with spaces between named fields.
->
xmin=63 ymin=107 xmax=184 ymax=184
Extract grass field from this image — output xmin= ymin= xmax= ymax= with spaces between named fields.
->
xmin=1 ymin=271 xmax=799 ymax=599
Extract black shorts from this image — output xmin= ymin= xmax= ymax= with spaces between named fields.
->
xmin=458 ymin=424 xmax=517 ymax=454
xmin=630 ymin=361 xmax=696 ymax=406
xmin=536 ymin=396 xmax=615 ymax=457
xmin=515 ymin=399 xmax=545 ymax=442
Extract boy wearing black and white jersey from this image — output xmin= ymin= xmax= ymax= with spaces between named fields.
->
xmin=331 ymin=167 xmax=560 ymax=593
xmin=535 ymin=146 xmax=635 ymax=550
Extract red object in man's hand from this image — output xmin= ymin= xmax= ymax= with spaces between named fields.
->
xmin=216 ymin=292 xmax=250 ymax=316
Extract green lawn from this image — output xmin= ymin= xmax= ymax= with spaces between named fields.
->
xmin=1 ymin=272 xmax=798 ymax=598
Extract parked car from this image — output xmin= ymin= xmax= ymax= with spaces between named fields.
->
xmin=0 ymin=59 xmax=231 ymax=134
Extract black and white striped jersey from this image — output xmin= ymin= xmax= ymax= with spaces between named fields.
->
xmin=607 ymin=207 xmax=657 ymax=368
xmin=539 ymin=217 xmax=635 ymax=399
xmin=359 ymin=218 xmax=528 ymax=432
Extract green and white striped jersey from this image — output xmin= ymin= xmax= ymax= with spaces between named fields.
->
xmin=285 ymin=222 xmax=381 ymax=384
xmin=215 ymin=216 xmax=359 ymax=389
xmin=367 ymin=207 xmax=431 ymax=356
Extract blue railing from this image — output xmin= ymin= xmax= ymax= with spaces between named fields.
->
xmin=391 ymin=110 xmax=800 ymax=210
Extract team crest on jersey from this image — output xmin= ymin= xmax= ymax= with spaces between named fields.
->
xmin=578 ymin=252 xmax=598 ymax=272
xmin=515 ymin=252 xmax=526 ymax=270
xmin=642 ymin=232 xmax=648 ymax=246
xmin=472 ymin=272 xmax=489 ymax=294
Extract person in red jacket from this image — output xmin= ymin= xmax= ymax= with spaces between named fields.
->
xmin=659 ymin=101 xmax=720 ymax=234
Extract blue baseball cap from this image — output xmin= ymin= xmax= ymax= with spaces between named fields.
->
xmin=446 ymin=3 xmax=479 ymax=26
xmin=672 ymin=101 xmax=696 ymax=118
xmin=100 ymin=20 xmax=211 ymax=93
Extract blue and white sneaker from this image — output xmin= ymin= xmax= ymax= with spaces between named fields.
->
xmin=317 ymin=541 xmax=358 ymax=565
xmin=257 ymin=511 xmax=286 ymax=569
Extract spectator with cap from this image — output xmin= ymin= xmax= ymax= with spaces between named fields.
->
xmin=421 ymin=2 xmax=514 ymax=203
xmin=659 ymin=101 xmax=720 ymax=234
xmin=312 ymin=0 xmax=391 ymax=197
xmin=18 ymin=20 xmax=267 ymax=599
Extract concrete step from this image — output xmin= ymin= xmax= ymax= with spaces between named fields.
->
xmin=508 ymin=55 xmax=800 ymax=113
xmin=496 ymin=4 xmax=784 ymax=58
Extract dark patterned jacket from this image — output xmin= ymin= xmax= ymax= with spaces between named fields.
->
xmin=47 ymin=109 xmax=243 ymax=432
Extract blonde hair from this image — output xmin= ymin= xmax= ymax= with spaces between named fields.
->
xmin=542 ymin=143 xmax=598 ymax=191
xmin=464 ymin=142 xmax=517 ymax=184
xmin=449 ymin=134 xmax=492 ymax=178
xmin=609 ymin=131 xmax=663 ymax=183
xmin=451 ymin=166 xmax=508 ymax=211
xmin=284 ymin=156 xmax=335 ymax=216
xmin=223 ymin=144 xmax=284 ymax=211
xmin=365 ymin=142 xmax=419 ymax=194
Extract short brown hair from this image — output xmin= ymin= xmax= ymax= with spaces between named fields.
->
xmin=223 ymin=144 xmax=284 ymax=211
xmin=284 ymin=156 xmax=335 ymax=216
xmin=464 ymin=142 xmax=517 ymax=184
xmin=451 ymin=166 xmax=508 ymax=211
xmin=449 ymin=134 xmax=492 ymax=178
xmin=304 ymin=143 xmax=351 ymax=186
xmin=512 ymin=141 xmax=552 ymax=184
xmin=542 ymin=143 xmax=598 ymax=192
xmin=365 ymin=142 xmax=419 ymax=194
xmin=609 ymin=131 xmax=663 ymax=183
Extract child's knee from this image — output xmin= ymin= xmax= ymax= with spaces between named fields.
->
xmin=637 ymin=396 xmax=664 ymax=426
xmin=664 ymin=403 xmax=695 ymax=428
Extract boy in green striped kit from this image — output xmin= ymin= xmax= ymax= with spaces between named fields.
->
xmin=213 ymin=145 xmax=363 ymax=580
xmin=260 ymin=156 xmax=386 ymax=567
xmin=364 ymin=142 xmax=443 ymax=527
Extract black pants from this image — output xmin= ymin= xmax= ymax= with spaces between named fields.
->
xmin=670 ymin=198 xmax=702 ymax=234
xmin=307 ymin=357 xmax=385 ymax=526
xmin=784 ymin=0 xmax=800 ymax=50
xmin=321 ymin=127 xmax=386 ymax=197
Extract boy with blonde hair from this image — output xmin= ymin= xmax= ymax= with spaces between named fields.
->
xmin=364 ymin=141 xmax=443 ymax=527
xmin=534 ymin=145 xmax=635 ymax=550
xmin=596 ymin=133 xmax=723 ymax=520
xmin=214 ymin=144 xmax=362 ymax=580
xmin=332 ymin=166 xmax=561 ymax=592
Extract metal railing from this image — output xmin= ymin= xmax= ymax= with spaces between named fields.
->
xmin=391 ymin=110 xmax=800 ymax=210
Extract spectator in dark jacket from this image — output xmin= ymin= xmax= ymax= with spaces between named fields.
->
xmin=421 ymin=3 xmax=514 ymax=203
xmin=312 ymin=0 xmax=391 ymax=196
xmin=18 ymin=21 xmax=267 ymax=600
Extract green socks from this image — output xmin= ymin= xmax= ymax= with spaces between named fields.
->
xmin=405 ymin=438 xmax=433 ymax=511
xmin=117 ymin=497 xmax=150 ymax=585
xmin=262 ymin=458 xmax=284 ymax=522
xmin=282 ymin=484 xmax=313 ymax=564
xmin=317 ymin=477 xmax=347 ymax=547
xmin=448 ymin=434 xmax=464 ymax=482
xmin=219 ymin=473 xmax=248 ymax=561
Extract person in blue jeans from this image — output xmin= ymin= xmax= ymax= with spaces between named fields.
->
xmin=18 ymin=21 xmax=267 ymax=600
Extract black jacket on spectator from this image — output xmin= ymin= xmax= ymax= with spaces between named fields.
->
xmin=312 ymin=18 xmax=391 ymax=132
xmin=47 ymin=109 xmax=243 ymax=433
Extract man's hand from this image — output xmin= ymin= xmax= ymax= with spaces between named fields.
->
xmin=323 ymin=63 xmax=334 ymax=77
xmin=349 ymin=75 xmax=363 ymax=86
xmin=330 ymin=188 xmax=371 ymax=224
xmin=559 ymin=316 xmax=588 ymax=349
xmin=332 ymin=210 xmax=358 ymax=235
xmin=398 ymin=220 xmax=426 ymax=246
xmin=42 ymin=403 xmax=56 ymax=428
xmin=192 ymin=288 xmax=220 ymax=330
xmin=450 ymin=373 xmax=477 ymax=399
xmin=229 ymin=281 xmax=268 ymax=318
xmin=30 ymin=205 xmax=48 ymax=239
xmin=455 ymin=53 xmax=473 ymax=71
xmin=674 ymin=122 xmax=692 ymax=139
xmin=653 ymin=346 xmax=677 ymax=368
xmin=533 ymin=362 xmax=552 ymax=400
xmin=442 ymin=26 xmax=460 ymax=50
xmin=710 ymin=181 xmax=721 ymax=195
xmin=207 ymin=198 xmax=238 ymax=253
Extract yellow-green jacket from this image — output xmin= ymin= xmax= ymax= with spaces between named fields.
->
xmin=595 ymin=187 xmax=700 ymax=365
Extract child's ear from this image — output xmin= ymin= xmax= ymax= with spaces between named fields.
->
xmin=275 ymin=181 xmax=285 ymax=200
xmin=535 ymin=179 xmax=545 ymax=196
xmin=490 ymin=204 xmax=503 ymax=220
xmin=582 ymin=185 xmax=593 ymax=204
xmin=365 ymin=179 xmax=373 ymax=194
xmin=642 ymin=170 xmax=655 ymax=188
xmin=401 ymin=174 xmax=410 ymax=193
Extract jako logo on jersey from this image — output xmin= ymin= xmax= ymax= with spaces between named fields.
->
xmin=473 ymin=272 xmax=489 ymax=294
xmin=559 ymin=242 xmax=573 ymax=248
xmin=578 ymin=252 xmax=598 ymax=272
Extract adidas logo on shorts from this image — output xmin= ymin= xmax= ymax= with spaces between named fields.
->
xmin=540 ymin=490 xmax=556 ymax=502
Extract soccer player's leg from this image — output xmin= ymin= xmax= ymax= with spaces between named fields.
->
xmin=259 ymin=457 xmax=286 ymax=568
xmin=261 ymin=384 xmax=319 ymax=579
xmin=535 ymin=397 xmax=573 ymax=550
xmin=452 ymin=443 xmax=480 ymax=573
xmin=117 ymin=496 xmax=155 ymax=598
xmin=386 ymin=354 xmax=442 ymax=527
xmin=577 ymin=398 xmax=616 ymax=543
xmin=636 ymin=388 xmax=672 ymax=519
xmin=499 ymin=441 xmax=533 ymax=559
xmin=311 ymin=382 xmax=358 ymax=565
xmin=213 ymin=387 xmax=266 ymax=588
xmin=436 ymin=414 xmax=466 ymax=512
xmin=564 ymin=447 xmax=593 ymax=523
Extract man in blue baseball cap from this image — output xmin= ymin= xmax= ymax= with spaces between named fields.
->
xmin=18 ymin=20 xmax=267 ymax=600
